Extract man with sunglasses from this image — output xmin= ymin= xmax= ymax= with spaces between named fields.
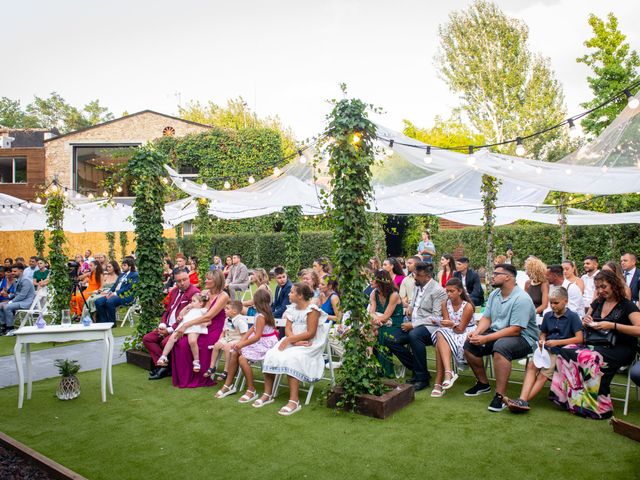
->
xmin=463 ymin=263 xmax=538 ymax=412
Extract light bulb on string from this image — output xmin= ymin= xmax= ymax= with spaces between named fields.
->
xmin=88 ymin=193 xmax=95 ymax=199
xmin=17 ymin=205 xmax=22 ymax=212
xmin=1 ymin=206 xmax=5 ymax=213
xmin=223 ymin=180 xmax=231 ymax=189
xmin=201 ymin=182 xmax=208 ymax=190
xmin=298 ymin=149 xmax=307 ymax=164
xmin=567 ymin=118 xmax=580 ymax=138
xmin=248 ymin=175 xmax=255 ymax=184
xmin=102 ymin=190 xmax=108 ymax=197
xmin=116 ymin=185 xmax=123 ymax=193
xmin=624 ymin=89 xmax=639 ymax=110
xmin=424 ymin=146 xmax=432 ymax=165
xmin=515 ymin=137 xmax=525 ymax=156
xmin=601 ymin=165 xmax=608 ymax=174
xmin=273 ymin=166 xmax=281 ymax=177
xmin=385 ymin=139 xmax=394 ymax=157
xmin=63 ymin=190 xmax=69 ymax=197
xmin=467 ymin=146 xmax=476 ymax=166
xmin=352 ymin=132 xmax=361 ymax=145
xmin=50 ymin=184 xmax=58 ymax=193
xmin=36 ymin=197 xmax=42 ymax=203
xmin=161 ymin=177 xmax=169 ymax=185
xmin=26 ymin=203 xmax=32 ymax=209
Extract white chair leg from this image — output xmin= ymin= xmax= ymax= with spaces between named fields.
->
xmin=233 ymin=369 xmax=244 ymax=391
xmin=305 ymin=383 xmax=314 ymax=405
xmin=623 ymin=368 xmax=631 ymax=416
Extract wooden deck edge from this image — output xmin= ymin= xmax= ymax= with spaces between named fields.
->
xmin=0 ymin=431 xmax=87 ymax=480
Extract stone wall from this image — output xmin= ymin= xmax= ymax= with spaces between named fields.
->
xmin=44 ymin=111 xmax=211 ymax=187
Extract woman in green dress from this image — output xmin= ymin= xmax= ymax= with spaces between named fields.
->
xmin=368 ymin=269 xmax=404 ymax=377
xmin=84 ymin=260 xmax=121 ymax=318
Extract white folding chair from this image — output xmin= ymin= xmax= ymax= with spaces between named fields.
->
xmin=118 ymin=299 xmax=140 ymax=327
xmin=16 ymin=287 xmax=50 ymax=327
xmin=611 ymin=354 xmax=640 ymax=416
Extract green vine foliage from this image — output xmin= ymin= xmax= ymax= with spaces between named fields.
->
xmin=105 ymin=232 xmax=116 ymax=260
xmin=33 ymin=230 xmax=46 ymax=258
xmin=320 ymin=89 xmax=384 ymax=406
xmin=481 ymin=174 xmax=500 ymax=290
xmin=45 ymin=192 xmax=71 ymax=323
xmin=194 ymin=199 xmax=213 ymax=284
xmin=174 ymin=223 xmax=185 ymax=254
xmin=371 ymin=213 xmax=387 ymax=261
xmin=124 ymin=145 xmax=169 ymax=349
xmin=283 ymin=206 xmax=302 ymax=275
xmin=119 ymin=231 xmax=129 ymax=261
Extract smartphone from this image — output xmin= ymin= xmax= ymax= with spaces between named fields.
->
xmin=506 ymin=243 xmax=513 ymax=251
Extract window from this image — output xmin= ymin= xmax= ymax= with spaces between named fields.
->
xmin=182 ymin=221 xmax=193 ymax=236
xmin=0 ymin=157 xmax=27 ymax=183
xmin=73 ymin=145 xmax=139 ymax=196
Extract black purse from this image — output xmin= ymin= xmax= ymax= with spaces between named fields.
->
xmin=584 ymin=310 xmax=617 ymax=347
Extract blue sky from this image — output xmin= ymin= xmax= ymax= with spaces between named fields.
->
xmin=5 ymin=0 xmax=639 ymax=139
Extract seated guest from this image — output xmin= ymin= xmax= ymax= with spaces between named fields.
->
xmin=95 ymin=257 xmax=139 ymax=325
xmin=222 ymin=256 xmax=233 ymax=279
xmin=300 ymin=268 xmax=321 ymax=305
xmin=4 ymin=258 xmax=13 ymax=269
xmin=437 ymin=254 xmax=456 ymax=288
xmin=242 ymin=268 xmax=270 ymax=315
xmin=524 ymin=257 xmax=549 ymax=315
xmin=550 ymin=270 xmax=640 ymax=419
xmin=430 ymin=278 xmax=476 ymax=397
xmin=454 ymin=257 xmax=484 ymax=307
xmin=507 ymin=287 xmax=583 ymax=412
xmin=562 ymin=260 xmax=585 ymax=294
xmin=188 ymin=256 xmax=200 ymax=286
xmin=319 ymin=275 xmax=341 ymax=323
xmin=71 ymin=260 xmax=102 ymax=319
xmin=225 ymin=253 xmax=249 ymax=300
xmin=204 ymin=300 xmax=249 ymax=381
xmin=581 ymin=255 xmax=599 ymax=311
xmin=463 ymin=263 xmax=538 ymax=412
xmin=602 ymin=261 xmax=632 ymax=301
xmin=620 ymin=252 xmax=640 ymax=302
xmin=162 ymin=258 xmax=174 ymax=287
xmin=399 ymin=256 xmax=420 ymax=310
xmin=385 ymin=262 xmax=447 ymax=391
xmin=209 ymin=255 xmax=224 ymax=271
xmin=144 ymin=270 xmax=200 ymax=380
xmin=271 ymin=266 xmax=292 ymax=319
xmin=546 ymin=265 xmax=584 ymax=318
xmin=369 ymin=269 xmax=403 ymax=377
xmin=312 ymin=257 xmax=332 ymax=277
xmin=84 ymin=260 xmax=119 ymax=319
xmin=260 ymin=283 xmax=329 ymax=415
xmin=22 ymin=257 xmax=38 ymax=283
xmin=383 ymin=257 xmax=405 ymax=289
xmin=33 ymin=259 xmax=50 ymax=289
xmin=0 ymin=268 xmax=15 ymax=302
xmin=0 ymin=263 xmax=36 ymax=335
xmin=165 ymin=253 xmax=189 ymax=290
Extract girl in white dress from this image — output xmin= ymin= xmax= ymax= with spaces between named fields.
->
xmin=258 ymin=283 xmax=328 ymax=416
xmin=156 ymin=294 xmax=209 ymax=372
xmin=430 ymin=277 xmax=476 ymax=397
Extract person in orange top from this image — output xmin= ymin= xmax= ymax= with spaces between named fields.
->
xmin=71 ymin=260 xmax=103 ymax=318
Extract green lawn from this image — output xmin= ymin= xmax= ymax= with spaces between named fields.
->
xmin=1 ymin=356 xmax=639 ymax=479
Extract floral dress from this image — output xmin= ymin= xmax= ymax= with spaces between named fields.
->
xmin=431 ymin=299 xmax=476 ymax=367
xmin=241 ymin=313 xmax=279 ymax=362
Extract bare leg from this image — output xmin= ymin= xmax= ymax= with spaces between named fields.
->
xmin=493 ymin=352 xmax=512 ymax=396
xmin=523 ymin=374 xmax=548 ymax=402
xmin=464 ymin=350 xmax=488 ymax=384
xmin=287 ymin=376 xmax=300 ymax=404
xmin=208 ymin=341 xmax=223 ymax=369
xmin=261 ymin=373 xmax=275 ymax=401
xmin=161 ymin=333 xmax=178 ymax=357
xmin=188 ymin=333 xmax=199 ymax=361
xmin=434 ymin=333 xmax=444 ymax=386
xmin=519 ymin=360 xmax=539 ymax=400
xmin=223 ymin=350 xmax=240 ymax=387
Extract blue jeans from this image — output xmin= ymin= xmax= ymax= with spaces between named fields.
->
xmin=384 ymin=325 xmax=433 ymax=382
xmin=95 ymin=295 xmax=133 ymax=325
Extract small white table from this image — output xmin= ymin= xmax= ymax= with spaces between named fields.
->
xmin=13 ymin=323 xmax=115 ymax=408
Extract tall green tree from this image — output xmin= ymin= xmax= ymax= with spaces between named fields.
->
xmin=403 ymin=116 xmax=485 ymax=150
xmin=0 ymin=97 xmax=38 ymax=128
xmin=577 ymin=12 xmax=640 ymax=136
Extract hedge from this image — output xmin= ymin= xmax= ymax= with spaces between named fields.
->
xmin=434 ymin=223 xmax=640 ymax=269
xmin=164 ymin=231 xmax=333 ymax=272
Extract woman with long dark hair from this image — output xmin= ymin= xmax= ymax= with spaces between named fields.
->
xmin=369 ymin=269 xmax=403 ymax=377
xmin=383 ymin=257 xmax=405 ymax=290
xmin=437 ymin=255 xmax=456 ymax=288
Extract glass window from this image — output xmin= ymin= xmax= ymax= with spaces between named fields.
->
xmin=73 ymin=145 xmax=138 ymax=196
xmin=0 ymin=157 xmax=27 ymax=183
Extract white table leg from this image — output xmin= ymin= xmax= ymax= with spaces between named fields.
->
xmin=14 ymin=341 xmax=24 ymax=408
xmin=25 ymin=343 xmax=32 ymax=400
xmin=100 ymin=334 xmax=108 ymax=402
xmin=107 ymin=330 xmax=114 ymax=395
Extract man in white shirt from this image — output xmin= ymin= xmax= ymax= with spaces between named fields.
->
xmin=620 ymin=252 xmax=640 ymax=302
xmin=22 ymin=256 xmax=38 ymax=283
xmin=399 ymin=256 xmax=420 ymax=310
xmin=546 ymin=265 xmax=584 ymax=318
xmin=580 ymin=256 xmax=599 ymax=311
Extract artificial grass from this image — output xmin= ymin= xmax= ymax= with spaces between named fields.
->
xmin=1 ymin=359 xmax=639 ymax=480
xmin=0 ymin=325 xmax=135 ymax=357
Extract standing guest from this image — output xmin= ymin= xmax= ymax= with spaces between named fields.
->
xmin=222 ymin=256 xmax=233 ymax=279
xmin=385 ymin=262 xmax=446 ymax=391
xmin=71 ymin=260 xmax=102 ymax=318
xmin=550 ymin=270 xmax=640 ymax=419
xmin=226 ymin=254 xmax=249 ymax=300
xmin=602 ymin=261 xmax=632 ymax=300
xmin=0 ymin=263 xmax=36 ymax=335
xmin=454 ymin=257 xmax=484 ymax=307
xmin=463 ymin=263 xmax=538 ymax=412
xmin=0 ymin=268 xmax=15 ymax=301
xmin=383 ymin=257 xmax=405 ymax=290
xmin=260 ymin=283 xmax=329 ymax=415
xmin=319 ymin=275 xmax=341 ymax=322
xmin=524 ymin=257 xmax=549 ymax=315
xmin=620 ymin=252 xmax=640 ymax=302
xmin=437 ymin=254 xmax=456 ymax=288
xmin=399 ymin=256 xmax=420 ymax=309
xmin=300 ymin=268 xmax=321 ymax=305
xmin=172 ymin=270 xmax=228 ymax=388
xmin=430 ymin=277 xmax=476 ymax=397
xmin=165 ymin=254 xmax=189 ymax=290
xmin=271 ymin=266 xmax=292 ymax=319
xmin=4 ymin=258 xmax=13 ymax=269
xmin=215 ymin=289 xmax=278 ymax=400
xmin=22 ymin=256 xmax=38 ymax=283
xmin=546 ymin=265 xmax=584 ymax=318
xmin=581 ymin=256 xmax=600 ymax=311
xmin=95 ymin=257 xmax=139 ymax=325
xmin=188 ymin=256 xmax=200 ymax=286
xmin=84 ymin=260 xmax=120 ymax=319
xmin=144 ymin=270 xmax=199 ymax=380
xmin=243 ymin=268 xmax=271 ymax=315
xmin=562 ymin=260 xmax=585 ymax=294
xmin=209 ymin=255 xmax=224 ymax=271
xmin=369 ymin=269 xmax=404 ymax=377
xmin=417 ymin=230 xmax=436 ymax=263
xmin=312 ymin=257 xmax=331 ymax=277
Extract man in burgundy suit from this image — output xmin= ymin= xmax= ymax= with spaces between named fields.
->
xmin=144 ymin=271 xmax=199 ymax=380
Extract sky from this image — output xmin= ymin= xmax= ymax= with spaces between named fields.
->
xmin=4 ymin=0 xmax=640 ymax=140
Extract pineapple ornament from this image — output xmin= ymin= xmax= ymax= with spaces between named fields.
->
xmin=54 ymin=359 xmax=81 ymax=400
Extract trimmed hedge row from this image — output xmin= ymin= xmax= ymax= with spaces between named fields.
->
xmin=164 ymin=231 xmax=333 ymax=272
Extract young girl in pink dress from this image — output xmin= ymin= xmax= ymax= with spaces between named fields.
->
xmin=215 ymin=289 xmax=278 ymax=401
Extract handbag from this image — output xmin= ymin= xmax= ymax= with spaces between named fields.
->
xmin=584 ymin=326 xmax=616 ymax=347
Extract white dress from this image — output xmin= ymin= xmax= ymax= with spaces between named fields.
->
xmin=262 ymin=304 xmax=329 ymax=383
xmin=181 ymin=308 xmax=209 ymax=335
xmin=430 ymin=300 xmax=476 ymax=367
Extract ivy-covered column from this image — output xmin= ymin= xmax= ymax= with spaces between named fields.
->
xmin=119 ymin=231 xmax=129 ymax=261
xmin=371 ymin=213 xmax=387 ymax=261
xmin=105 ymin=232 xmax=116 ymax=260
xmin=174 ymin=223 xmax=185 ymax=254
xmin=283 ymin=206 xmax=302 ymax=275
xmin=44 ymin=187 xmax=71 ymax=323
xmin=323 ymin=91 xmax=384 ymax=405
xmin=194 ymin=198 xmax=212 ymax=284
xmin=481 ymin=174 xmax=500 ymax=290
xmin=124 ymin=146 xmax=169 ymax=347
xmin=33 ymin=230 xmax=46 ymax=258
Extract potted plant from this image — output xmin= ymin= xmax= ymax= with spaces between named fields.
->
xmin=54 ymin=359 xmax=81 ymax=400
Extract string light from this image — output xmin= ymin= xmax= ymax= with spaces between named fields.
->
xmin=515 ymin=137 xmax=525 ymax=156
xmin=36 ymin=197 xmax=42 ymax=203
xmin=248 ymin=175 xmax=255 ymax=184
xmin=467 ymin=146 xmax=476 ymax=165
xmin=273 ymin=166 xmax=281 ymax=177
xmin=116 ymin=185 xmax=123 ymax=193
xmin=298 ymin=149 xmax=307 ymax=164
xmin=1 ymin=206 xmax=5 ymax=213
xmin=352 ymin=132 xmax=361 ymax=145
xmin=601 ymin=165 xmax=608 ymax=174
xmin=567 ymin=118 xmax=580 ymax=138
xmin=63 ymin=190 xmax=69 ymax=197
xmin=223 ymin=180 xmax=231 ymax=189
xmin=424 ymin=146 xmax=432 ymax=165
xmin=102 ymin=190 xmax=108 ymax=197
xmin=161 ymin=177 xmax=169 ymax=185
xmin=201 ymin=182 xmax=208 ymax=191
xmin=50 ymin=184 xmax=58 ymax=193
xmin=624 ymin=89 xmax=639 ymax=110
xmin=385 ymin=139 xmax=394 ymax=157
xmin=88 ymin=193 xmax=95 ymax=199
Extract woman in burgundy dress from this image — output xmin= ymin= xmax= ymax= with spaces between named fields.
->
xmin=172 ymin=269 xmax=229 ymax=388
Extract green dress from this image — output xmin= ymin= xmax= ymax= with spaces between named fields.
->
xmin=375 ymin=291 xmax=404 ymax=377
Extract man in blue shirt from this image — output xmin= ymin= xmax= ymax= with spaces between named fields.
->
xmin=0 ymin=262 xmax=36 ymax=335
xmin=463 ymin=263 xmax=538 ymax=412
xmin=271 ymin=266 xmax=292 ymax=319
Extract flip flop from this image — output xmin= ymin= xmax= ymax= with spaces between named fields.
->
xmin=278 ymin=400 xmax=301 ymax=416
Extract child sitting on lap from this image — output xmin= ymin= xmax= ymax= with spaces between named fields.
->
xmin=204 ymin=300 xmax=248 ymax=380
xmin=507 ymin=287 xmax=583 ymax=412
xmin=156 ymin=293 xmax=209 ymax=372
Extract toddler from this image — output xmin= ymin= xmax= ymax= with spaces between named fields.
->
xmin=204 ymin=300 xmax=249 ymax=380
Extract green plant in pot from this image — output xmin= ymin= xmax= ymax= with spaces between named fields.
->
xmin=54 ymin=359 xmax=81 ymax=400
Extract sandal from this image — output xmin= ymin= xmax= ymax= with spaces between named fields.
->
xmin=192 ymin=360 xmax=201 ymax=373
xmin=442 ymin=371 xmax=459 ymax=390
xmin=507 ymin=397 xmax=531 ymax=413
xmin=238 ymin=389 xmax=258 ymax=404
xmin=203 ymin=367 xmax=216 ymax=378
xmin=430 ymin=384 xmax=445 ymax=397
xmin=215 ymin=384 xmax=237 ymax=399
xmin=278 ymin=400 xmax=302 ymax=416
xmin=156 ymin=355 xmax=168 ymax=367
xmin=253 ymin=393 xmax=275 ymax=408
xmin=216 ymin=371 xmax=228 ymax=382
